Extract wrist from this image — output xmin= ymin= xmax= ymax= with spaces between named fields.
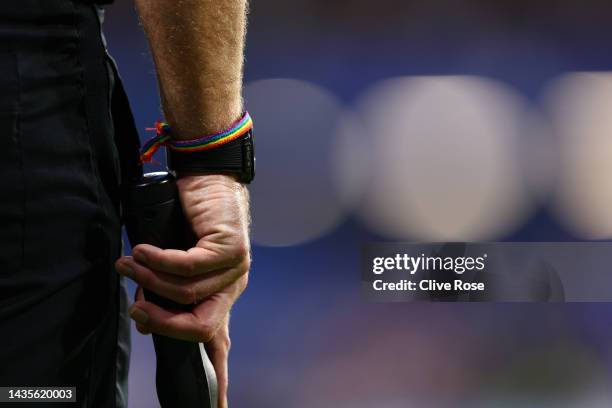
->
xmin=176 ymin=173 xmax=248 ymax=199
xmin=175 ymin=172 xmax=241 ymax=184
xmin=140 ymin=112 xmax=255 ymax=184
xmin=164 ymin=102 xmax=243 ymax=140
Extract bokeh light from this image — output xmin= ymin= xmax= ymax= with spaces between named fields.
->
xmin=543 ymin=72 xmax=612 ymax=239
xmin=245 ymin=79 xmax=348 ymax=246
xmin=350 ymin=76 xmax=536 ymax=241
xmin=330 ymin=111 xmax=371 ymax=211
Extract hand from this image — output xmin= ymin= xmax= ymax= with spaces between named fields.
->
xmin=116 ymin=174 xmax=250 ymax=342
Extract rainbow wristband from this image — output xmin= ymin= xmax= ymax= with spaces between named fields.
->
xmin=140 ymin=111 xmax=254 ymax=163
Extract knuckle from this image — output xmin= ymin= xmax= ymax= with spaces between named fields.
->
xmin=182 ymin=259 xmax=196 ymax=276
xmin=230 ymin=248 xmax=251 ymax=276
xmin=219 ymin=333 xmax=231 ymax=352
xmin=196 ymin=321 xmax=216 ymax=343
xmin=238 ymin=273 xmax=249 ymax=293
xmin=236 ymin=257 xmax=251 ymax=283
xmin=178 ymin=285 xmax=196 ymax=305
xmin=232 ymin=241 xmax=250 ymax=263
xmin=240 ymin=242 xmax=251 ymax=260
xmin=242 ymin=255 xmax=251 ymax=272
xmin=139 ymin=269 xmax=154 ymax=287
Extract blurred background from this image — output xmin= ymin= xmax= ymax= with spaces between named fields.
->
xmin=104 ymin=1 xmax=612 ymax=406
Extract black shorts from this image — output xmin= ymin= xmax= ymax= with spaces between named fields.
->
xmin=0 ymin=1 xmax=126 ymax=406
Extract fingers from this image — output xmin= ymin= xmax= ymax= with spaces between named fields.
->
xmin=118 ymin=257 xmax=200 ymax=304
xmin=133 ymin=286 xmax=150 ymax=335
xmin=135 ymin=285 xmax=144 ymax=302
xmin=128 ymin=283 xmax=237 ymax=342
xmin=206 ymin=319 xmax=230 ymax=408
xmin=133 ymin=243 xmax=249 ymax=278
xmin=136 ymin=323 xmax=150 ymax=335
xmin=116 ymin=256 xmax=248 ymax=305
xmin=129 ymin=302 xmax=207 ymax=342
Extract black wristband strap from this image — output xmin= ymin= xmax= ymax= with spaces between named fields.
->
xmin=166 ymin=130 xmax=255 ymax=183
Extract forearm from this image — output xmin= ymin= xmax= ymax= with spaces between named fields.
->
xmin=135 ymin=0 xmax=248 ymax=139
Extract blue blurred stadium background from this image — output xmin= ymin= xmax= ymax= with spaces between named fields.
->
xmin=104 ymin=1 xmax=612 ymax=406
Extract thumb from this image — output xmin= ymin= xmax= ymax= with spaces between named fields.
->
xmin=206 ymin=317 xmax=231 ymax=408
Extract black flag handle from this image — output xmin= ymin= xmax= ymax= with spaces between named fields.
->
xmin=122 ymin=171 xmax=218 ymax=408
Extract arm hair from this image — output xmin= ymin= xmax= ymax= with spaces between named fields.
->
xmin=134 ymin=0 xmax=248 ymax=139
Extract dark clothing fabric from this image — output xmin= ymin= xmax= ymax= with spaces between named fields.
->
xmin=81 ymin=0 xmax=115 ymax=5
xmin=0 ymin=1 xmax=123 ymax=406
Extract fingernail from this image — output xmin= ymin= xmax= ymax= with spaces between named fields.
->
xmin=134 ymin=250 xmax=147 ymax=264
xmin=129 ymin=306 xmax=149 ymax=325
xmin=117 ymin=262 xmax=134 ymax=278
